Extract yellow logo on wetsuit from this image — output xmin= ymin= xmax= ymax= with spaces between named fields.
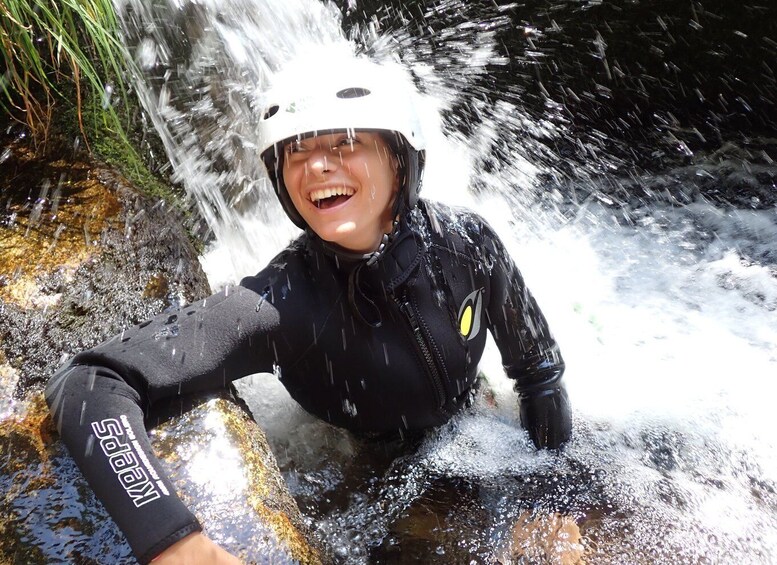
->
xmin=458 ymin=288 xmax=484 ymax=340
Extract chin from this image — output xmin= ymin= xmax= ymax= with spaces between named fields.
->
xmin=314 ymin=224 xmax=360 ymax=248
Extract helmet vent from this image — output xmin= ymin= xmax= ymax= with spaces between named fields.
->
xmin=263 ymin=105 xmax=280 ymax=119
xmin=336 ymin=87 xmax=371 ymax=99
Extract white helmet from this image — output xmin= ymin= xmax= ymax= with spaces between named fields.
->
xmin=258 ymin=55 xmax=426 ymax=230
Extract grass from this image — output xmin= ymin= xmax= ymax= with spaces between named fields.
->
xmin=0 ymin=0 xmax=190 ymax=212
xmin=0 ymin=0 xmax=131 ymax=148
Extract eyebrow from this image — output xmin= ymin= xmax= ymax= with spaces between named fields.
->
xmin=286 ymin=132 xmax=366 ymax=151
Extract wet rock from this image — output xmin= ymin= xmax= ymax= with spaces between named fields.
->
xmin=0 ymin=140 xmax=323 ymax=563
xmin=498 ymin=512 xmax=586 ymax=565
xmin=368 ymin=474 xmax=589 ymax=564
xmin=152 ymin=396 xmax=324 ymax=564
xmin=361 ymin=447 xmax=605 ymax=564
xmin=373 ymin=476 xmax=497 ymax=564
xmin=0 ymin=139 xmax=211 ymax=394
xmin=0 ymin=393 xmax=324 ymax=564
xmin=0 ymin=393 xmax=134 ymax=564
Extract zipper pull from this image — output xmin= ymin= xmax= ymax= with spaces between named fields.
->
xmin=399 ymin=300 xmax=420 ymax=330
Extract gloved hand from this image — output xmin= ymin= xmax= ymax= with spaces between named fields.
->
xmin=518 ymin=385 xmax=572 ymax=450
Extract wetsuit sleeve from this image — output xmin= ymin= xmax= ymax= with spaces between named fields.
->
xmin=481 ymin=222 xmax=572 ymax=449
xmin=45 ymin=284 xmax=280 ymax=563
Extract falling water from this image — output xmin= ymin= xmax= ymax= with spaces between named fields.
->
xmin=114 ymin=0 xmax=777 ymax=562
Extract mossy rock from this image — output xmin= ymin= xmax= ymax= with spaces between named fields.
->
xmin=0 ymin=139 xmax=210 ymax=395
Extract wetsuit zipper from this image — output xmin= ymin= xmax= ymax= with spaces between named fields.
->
xmin=395 ymin=292 xmax=447 ymax=409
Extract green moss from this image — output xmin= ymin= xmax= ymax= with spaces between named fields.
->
xmin=1 ymin=0 xmax=202 ymax=251
xmin=85 ymin=107 xmax=204 ymax=253
xmin=53 ymin=83 xmax=181 ymax=202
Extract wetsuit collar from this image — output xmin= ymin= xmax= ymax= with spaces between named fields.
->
xmin=306 ymin=211 xmax=423 ymax=327
xmin=312 ymin=219 xmax=401 ymax=268
xmin=306 ymin=211 xmax=420 ymax=276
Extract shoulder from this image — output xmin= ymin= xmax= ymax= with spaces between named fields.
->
xmin=416 ymin=199 xmax=496 ymax=249
xmin=239 ymin=234 xmax=310 ymax=292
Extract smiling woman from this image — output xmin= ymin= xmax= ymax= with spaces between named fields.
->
xmin=46 ymin=53 xmax=570 ymax=565
xmin=281 ymin=131 xmax=399 ymax=253
xmin=257 ymin=56 xmax=427 ymax=263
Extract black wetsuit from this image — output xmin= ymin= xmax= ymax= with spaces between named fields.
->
xmin=45 ymin=199 xmax=571 ymax=564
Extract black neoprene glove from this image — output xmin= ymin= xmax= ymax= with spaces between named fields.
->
xmin=518 ymin=385 xmax=572 ymax=450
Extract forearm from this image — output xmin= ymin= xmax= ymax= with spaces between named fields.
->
xmin=46 ymin=364 xmax=201 ymax=563
xmin=44 ymin=283 xmax=281 ymax=561
xmin=479 ymin=219 xmax=571 ymax=449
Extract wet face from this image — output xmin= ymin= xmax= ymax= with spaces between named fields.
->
xmin=281 ymin=131 xmax=399 ymax=253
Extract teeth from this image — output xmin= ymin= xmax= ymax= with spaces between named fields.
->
xmin=309 ymin=186 xmax=355 ymax=203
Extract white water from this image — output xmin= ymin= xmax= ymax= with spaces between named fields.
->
xmin=115 ymin=0 xmax=777 ymax=562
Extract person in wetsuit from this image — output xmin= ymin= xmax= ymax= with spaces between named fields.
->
xmin=45 ymin=57 xmax=571 ymax=564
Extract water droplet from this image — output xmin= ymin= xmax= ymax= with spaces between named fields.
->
xmin=153 ymin=325 xmax=179 ymax=340
xmin=102 ymin=84 xmax=114 ymax=109
xmin=79 ymin=401 xmax=87 ymax=425
xmin=137 ymin=37 xmax=157 ymax=70
xmin=343 ymin=398 xmax=358 ymax=417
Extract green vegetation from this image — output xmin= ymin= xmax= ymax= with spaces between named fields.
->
xmin=1 ymin=0 xmax=127 ymax=144
xmin=0 ymin=0 xmax=182 ymax=204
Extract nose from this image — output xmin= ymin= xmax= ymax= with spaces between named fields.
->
xmin=306 ymin=145 xmax=338 ymax=177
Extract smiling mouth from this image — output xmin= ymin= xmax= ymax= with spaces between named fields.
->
xmin=309 ymin=186 xmax=355 ymax=210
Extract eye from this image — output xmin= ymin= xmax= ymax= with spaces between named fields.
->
xmin=284 ymin=140 xmax=305 ymax=156
xmin=336 ymin=135 xmax=360 ymax=150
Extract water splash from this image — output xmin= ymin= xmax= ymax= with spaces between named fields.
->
xmin=113 ymin=0 xmax=351 ymax=280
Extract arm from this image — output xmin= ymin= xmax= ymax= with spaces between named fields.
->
xmin=481 ymin=221 xmax=572 ymax=450
xmin=45 ymin=284 xmax=279 ymax=563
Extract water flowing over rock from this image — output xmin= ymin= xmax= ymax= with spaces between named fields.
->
xmin=151 ymin=396 xmax=324 ymax=564
xmin=0 ymin=393 xmax=323 ymax=564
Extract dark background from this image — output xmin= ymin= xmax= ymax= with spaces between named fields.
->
xmin=334 ymin=0 xmax=776 ymax=204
